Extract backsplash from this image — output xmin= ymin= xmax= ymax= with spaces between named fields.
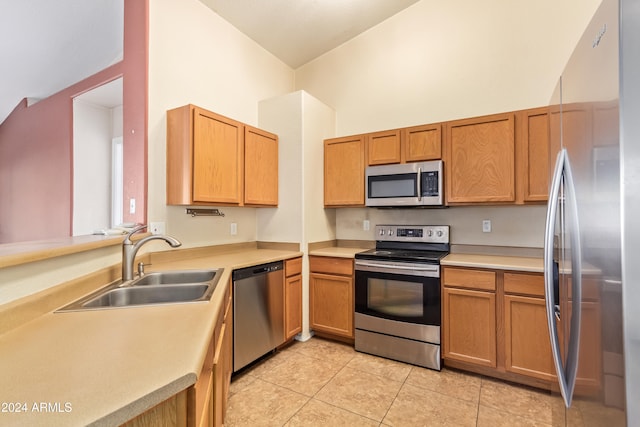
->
xmin=336 ymin=205 xmax=547 ymax=248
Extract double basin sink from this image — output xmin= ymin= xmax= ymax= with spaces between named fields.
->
xmin=57 ymin=269 xmax=223 ymax=312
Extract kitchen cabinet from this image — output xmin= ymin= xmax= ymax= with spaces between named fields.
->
xmin=166 ymin=104 xmax=278 ymax=207
xmin=445 ymin=112 xmax=516 ymax=204
xmin=516 ymin=107 xmax=550 ymax=203
xmin=122 ymin=391 xmax=188 ymax=427
xmin=124 ymin=283 xmax=232 ymax=427
xmin=244 ymin=125 xmax=278 ymax=206
xmin=309 ymin=256 xmax=354 ymax=339
xmin=366 ymin=129 xmax=401 ymax=165
xmin=365 ymin=124 xmax=442 ymax=166
xmin=189 ymin=280 xmax=232 ymax=427
xmin=324 ymin=135 xmax=366 ymax=207
xmin=402 ymin=123 xmax=442 ymax=162
xmin=284 ymin=257 xmax=303 ymax=340
xmin=442 ymin=267 xmax=497 ymax=367
xmin=442 ymin=266 xmax=570 ymax=390
xmin=503 ymin=272 xmax=556 ymax=381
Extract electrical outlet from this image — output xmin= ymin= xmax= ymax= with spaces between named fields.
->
xmin=230 ymin=222 xmax=237 ymax=236
xmin=482 ymin=219 xmax=492 ymax=233
xmin=129 ymin=198 xmax=136 ymax=214
xmin=363 ymin=220 xmax=370 ymax=231
xmin=150 ymin=222 xmax=165 ymax=235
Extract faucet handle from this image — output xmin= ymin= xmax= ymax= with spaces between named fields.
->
xmin=124 ymin=224 xmax=148 ymax=243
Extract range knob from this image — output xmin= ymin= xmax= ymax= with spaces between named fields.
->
xmin=379 ymin=229 xmax=386 ymax=236
xmin=427 ymin=229 xmax=433 ymax=237
xmin=437 ymin=230 xmax=444 ymax=237
xmin=388 ymin=229 xmax=394 ymax=236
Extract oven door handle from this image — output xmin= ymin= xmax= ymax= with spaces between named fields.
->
xmin=355 ymin=260 xmax=439 ymax=272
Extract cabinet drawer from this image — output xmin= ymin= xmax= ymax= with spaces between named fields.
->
xmin=504 ymin=272 xmax=545 ymax=297
xmin=285 ymin=257 xmax=302 ymax=277
xmin=309 ymin=256 xmax=353 ymax=276
xmin=443 ymin=267 xmax=496 ymax=291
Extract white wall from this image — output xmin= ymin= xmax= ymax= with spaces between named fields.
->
xmin=72 ymin=99 xmax=113 ymax=235
xmin=296 ymin=0 xmax=602 ymax=135
xmin=294 ymin=0 xmax=602 ymax=247
xmin=257 ymin=91 xmax=337 ymax=244
xmin=337 ymin=205 xmax=546 ymax=248
xmin=148 ymin=0 xmax=295 ymax=248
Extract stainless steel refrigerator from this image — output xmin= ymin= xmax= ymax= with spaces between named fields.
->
xmin=544 ymin=0 xmax=639 ymax=424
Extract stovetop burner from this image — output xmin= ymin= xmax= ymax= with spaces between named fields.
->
xmin=356 ymin=248 xmax=448 ymax=264
xmin=355 ymin=225 xmax=450 ymax=264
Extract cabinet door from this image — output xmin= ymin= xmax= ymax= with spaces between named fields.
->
xmin=212 ymin=322 xmax=226 ymax=427
xmin=518 ymin=108 xmax=550 ymax=202
xmin=193 ymin=108 xmax=243 ymax=204
xmin=367 ymin=130 xmax=401 ymax=165
xmin=244 ymin=126 xmax=278 ymax=206
xmin=309 ymin=272 xmax=354 ymax=338
xmin=284 ymin=274 xmax=302 ymax=340
xmin=442 ymin=287 xmax=496 ymax=367
xmin=402 ymin=124 xmax=442 ymax=162
xmin=504 ymin=294 xmax=556 ymax=381
xmin=569 ymin=301 xmax=602 ymax=395
xmin=445 ymin=113 xmax=515 ymax=203
xmin=324 ymin=136 xmax=365 ymax=206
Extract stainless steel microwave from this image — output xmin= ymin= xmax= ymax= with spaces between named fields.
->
xmin=365 ymin=160 xmax=443 ymax=207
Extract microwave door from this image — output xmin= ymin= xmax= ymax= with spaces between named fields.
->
xmin=367 ymin=173 xmax=418 ymax=206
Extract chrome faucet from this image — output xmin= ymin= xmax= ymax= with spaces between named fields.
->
xmin=122 ymin=224 xmax=182 ymax=281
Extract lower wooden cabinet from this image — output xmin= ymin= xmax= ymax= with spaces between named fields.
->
xmin=309 ymin=256 xmax=354 ymax=339
xmin=442 ymin=267 xmax=567 ymax=388
xmin=443 ymin=287 xmax=497 ymax=368
xmin=192 ymin=280 xmax=232 ymax=427
xmin=504 ymin=294 xmax=556 ymax=381
xmin=284 ymin=257 xmax=303 ymax=340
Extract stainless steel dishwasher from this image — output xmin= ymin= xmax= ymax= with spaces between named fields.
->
xmin=232 ymin=260 xmax=284 ymax=372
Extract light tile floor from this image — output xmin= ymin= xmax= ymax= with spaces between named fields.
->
xmin=225 ymin=337 xmax=624 ymax=426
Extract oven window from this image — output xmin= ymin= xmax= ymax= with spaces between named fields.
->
xmin=368 ymin=174 xmax=416 ymax=198
xmin=368 ymin=278 xmax=423 ymax=317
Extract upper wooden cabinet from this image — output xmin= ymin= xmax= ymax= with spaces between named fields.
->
xmin=517 ymin=107 xmax=550 ymax=203
xmin=365 ymin=124 xmax=442 ymax=166
xmin=402 ymin=123 xmax=442 ymax=162
xmin=324 ymin=135 xmax=365 ymax=207
xmin=166 ymin=104 xmax=278 ymax=207
xmin=244 ymin=126 xmax=278 ymax=206
xmin=366 ymin=130 xmax=401 ymax=165
xmin=445 ymin=112 xmax=516 ymax=204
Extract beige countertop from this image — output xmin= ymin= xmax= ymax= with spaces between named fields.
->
xmin=0 ymin=248 xmax=301 ymax=426
xmin=308 ymin=246 xmax=369 ymax=258
xmin=441 ymin=253 xmax=544 ymax=272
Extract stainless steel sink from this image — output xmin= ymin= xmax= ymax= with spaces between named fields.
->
xmin=56 ymin=268 xmax=223 ymax=312
xmin=130 ymin=270 xmax=218 ymax=287
xmin=81 ymin=284 xmax=210 ymax=308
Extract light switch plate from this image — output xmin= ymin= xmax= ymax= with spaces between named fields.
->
xmin=230 ymin=222 xmax=237 ymax=236
xmin=363 ymin=220 xmax=370 ymax=231
xmin=482 ymin=219 xmax=492 ymax=233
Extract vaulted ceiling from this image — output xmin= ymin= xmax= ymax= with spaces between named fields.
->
xmin=0 ymin=0 xmax=419 ymax=125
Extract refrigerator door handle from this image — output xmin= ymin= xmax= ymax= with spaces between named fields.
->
xmin=563 ymin=151 xmax=583 ymax=407
xmin=544 ymin=149 xmax=572 ymax=407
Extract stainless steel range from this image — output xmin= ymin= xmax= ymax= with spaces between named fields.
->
xmin=354 ymin=224 xmax=449 ymax=371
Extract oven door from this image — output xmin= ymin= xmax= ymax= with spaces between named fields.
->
xmin=354 ymin=260 xmax=440 ymax=326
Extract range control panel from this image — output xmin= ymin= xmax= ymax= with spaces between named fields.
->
xmin=375 ymin=225 xmax=449 ymax=244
